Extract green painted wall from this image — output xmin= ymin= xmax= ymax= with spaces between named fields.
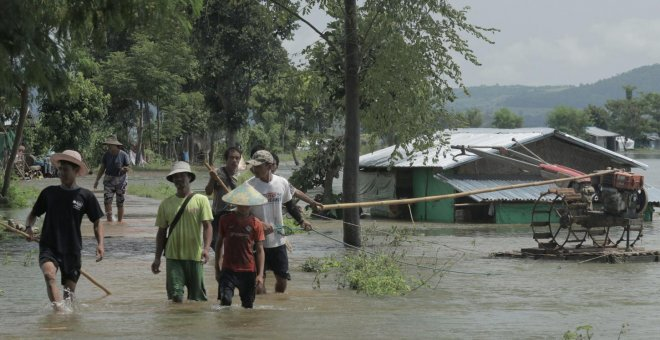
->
xmin=413 ymin=168 xmax=454 ymax=222
xmin=496 ymin=203 xmax=545 ymax=224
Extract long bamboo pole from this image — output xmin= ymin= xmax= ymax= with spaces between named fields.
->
xmin=203 ymin=162 xmax=231 ymax=193
xmin=321 ymin=169 xmax=617 ymax=210
xmin=0 ymin=221 xmax=112 ymax=296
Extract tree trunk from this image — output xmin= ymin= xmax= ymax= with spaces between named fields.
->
xmin=1 ymin=84 xmax=29 ymax=198
xmin=323 ymin=166 xmax=338 ymax=202
xmin=188 ymin=134 xmax=194 ymax=165
xmin=156 ymin=103 xmax=161 ymax=157
xmin=135 ymin=101 xmax=145 ymax=167
xmin=291 ymin=148 xmax=299 ymax=166
xmin=342 ymin=0 xmax=361 ymax=247
xmin=209 ymin=130 xmax=216 ymax=165
xmin=226 ymin=127 xmax=237 ymax=148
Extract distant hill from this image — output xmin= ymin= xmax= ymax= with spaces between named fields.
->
xmin=449 ymin=64 xmax=660 ymax=127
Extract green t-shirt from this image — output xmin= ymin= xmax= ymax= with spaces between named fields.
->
xmin=156 ymin=193 xmax=213 ymax=260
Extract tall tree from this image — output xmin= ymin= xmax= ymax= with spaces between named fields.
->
xmin=192 ymin=0 xmax=297 ymax=147
xmin=584 ymin=104 xmax=610 ymax=130
xmin=37 ymin=72 xmax=110 ymax=154
xmin=275 ymin=0 xmax=494 ymax=245
xmin=546 ymin=106 xmax=591 ymax=138
xmin=0 ymin=0 xmax=202 ymax=197
xmin=97 ymin=32 xmax=197 ymax=164
xmin=492 ymin=108 xmax=523 ymax=129
xmin=457 ymin=108 xmax=483 ymax=128
xmin=605 ymin=88 xmax=650 ymax=141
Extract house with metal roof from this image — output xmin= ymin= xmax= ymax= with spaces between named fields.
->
xmin=584 ymin=126 xmax=620 ymax=151
xmin=358 ymin=128 xmax=657 ymax=224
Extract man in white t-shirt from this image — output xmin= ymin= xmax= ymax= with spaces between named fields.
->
xmin=246 ymin=150 xmax=311 ymax=294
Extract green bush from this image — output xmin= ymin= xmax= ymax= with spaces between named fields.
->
xmin=4 ymin=180 xmax=40 ymax=208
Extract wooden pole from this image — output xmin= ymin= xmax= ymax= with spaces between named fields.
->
xmin=203 ymin=162 xmax=231 ymax=193
xmin=321 ymin=169 xmax=617 ymax=210
xmin=0 ymin=221 xmax=112 ymax=296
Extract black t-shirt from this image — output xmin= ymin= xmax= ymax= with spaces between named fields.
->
xmin=32 ymin=185 xmax=104 ymax=254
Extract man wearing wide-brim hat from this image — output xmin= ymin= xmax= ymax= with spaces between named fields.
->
xmin=24 ymin=150 xmax=105 ymax=312
xmin=214 ymin=183 xmax=267 ymax=308
xmin=152 ymin=161 xmax=213 ymax=303
xmin=93 ymin=135 xmax=131 ymax=223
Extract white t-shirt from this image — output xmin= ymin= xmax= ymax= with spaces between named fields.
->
xmin=247 ymin=174 xmax=293 ymax=248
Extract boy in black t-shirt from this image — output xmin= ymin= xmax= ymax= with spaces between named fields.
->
xmin=25 ymin=150 xmax=104 ymax=312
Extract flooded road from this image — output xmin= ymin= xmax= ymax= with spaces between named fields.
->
xmin=1 ymin=159 xmax=660 ymax=339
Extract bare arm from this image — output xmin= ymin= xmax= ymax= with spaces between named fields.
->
xmin=151 ymin=227 xmax=167 ymax=274
xmin=24 ymin=210 xmax=38 ymax=240
xmin=214 ymin=231 xmax=224 ymax=276
xmin=93 ymin=219 xmax=104 ymax=261
xmin=294 ymin=189 xmax=321 ymax=208
xmin=94 ymin=164 xmax=106 ymax=189
xmin=255 ymin=241 xmax=265 ymax=287
xmin=201 ymin=220 xmax=212 ymax=264
xmin=205 ymin=175 xmax=215 ymax=196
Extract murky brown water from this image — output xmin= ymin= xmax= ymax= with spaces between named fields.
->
xmin=2 ymin=160 xmax=660 ymax=339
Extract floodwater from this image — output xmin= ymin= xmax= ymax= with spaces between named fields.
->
xmin=1 ymin=156 xmax=660 ymax=339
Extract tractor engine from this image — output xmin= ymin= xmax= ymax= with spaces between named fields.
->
xmin=596 ymin=171 xmax=646 ymax=219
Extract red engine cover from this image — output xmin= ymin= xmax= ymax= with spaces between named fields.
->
xmin=611 ymin=171 xmax=644 ymax=190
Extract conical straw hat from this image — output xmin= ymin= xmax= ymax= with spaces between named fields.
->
xmin=222 ymin=183 xmax=268 ymax=206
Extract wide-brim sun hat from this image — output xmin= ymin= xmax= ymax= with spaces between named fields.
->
xmin=246 ymin=150 xmax=274 ymax=167
xmin=50 ymin=150 xmax=89 ymax=176
xmin=103 ymin=135 xmax=123 ymax=146
xmin=222 ymin=183 xmax=268 ymax=206
xmin=166 ymin=161 xmax=196 ymax=183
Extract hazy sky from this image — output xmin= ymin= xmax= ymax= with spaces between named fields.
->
xmin=282 ymin=0 xmax=660 ymax=86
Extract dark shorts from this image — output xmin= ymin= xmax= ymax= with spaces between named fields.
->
xmin=264 ymin=245 xmax=290 ymax=280
xmin=218 ymin=270 xmax=256 ymax=308
xmin=39 ymin=247 xmax=81 ymax=285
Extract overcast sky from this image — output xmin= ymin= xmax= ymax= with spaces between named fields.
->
xmin=282 ymin=0 xmax=660 ymax=87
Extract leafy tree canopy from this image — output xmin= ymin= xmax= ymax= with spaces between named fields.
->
xmin=492 ymin=108 xmax=523 ymax=129
xmin=546 ymin=106 xmax=591 ymax=138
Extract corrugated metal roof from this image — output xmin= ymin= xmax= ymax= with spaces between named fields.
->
xmin=553 ymin=131 xmax=647 ymax=169
xmin=585 ymin=126 xmax=620 ymax=137
xmin=359 ymin=128 xmax=555 ymax=169
xmin=437 ymin=174 xmax=660 ymax=204
xmin=645 ymin=185 xmax=660 ymax=204
xmin=436 ymin=174 xmax=558 ymax=202
xmin=359 ymin=128 xmax=648 ymax=170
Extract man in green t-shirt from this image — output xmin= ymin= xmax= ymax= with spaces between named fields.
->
xmin=151 ymin=161 xmax=213 ymax=302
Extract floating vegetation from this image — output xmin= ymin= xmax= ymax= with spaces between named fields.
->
xmin=302 ymin=225 xmax=461 ymax=296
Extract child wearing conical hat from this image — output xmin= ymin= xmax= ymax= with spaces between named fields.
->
xmin=214 ymin=183 xmax=267 ymax=308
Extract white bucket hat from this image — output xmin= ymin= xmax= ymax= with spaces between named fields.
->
xmin=50 ymin=150 xmax=89 ymax=176
xmin=222 ymin=183 xmax=268 ymax=206
xmin=166 ymin=161 xmax=196 ymax=182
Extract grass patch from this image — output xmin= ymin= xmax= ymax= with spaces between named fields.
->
xmin=301 ymin=225 xmax=459 ymax=296
xmin=129 ymin=182 xmax=176 ymax=200
xmin=2 ymin=180 xmax=40 ymax=208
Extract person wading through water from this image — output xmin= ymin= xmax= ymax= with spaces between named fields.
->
xmin=93 ymin=135 xmax=130 ymax=223
xmin=205 ymin=146 xmax=241 ymax=300
xmin=246 ymin=150 xmax=312 ymax=294
xmin=25 ymin=150 xmax=105 ymax=312
xmin=214 ymin=183 xmax=266 ymax=308
xmin=152 ymin=161 xmax=213 ymax=302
